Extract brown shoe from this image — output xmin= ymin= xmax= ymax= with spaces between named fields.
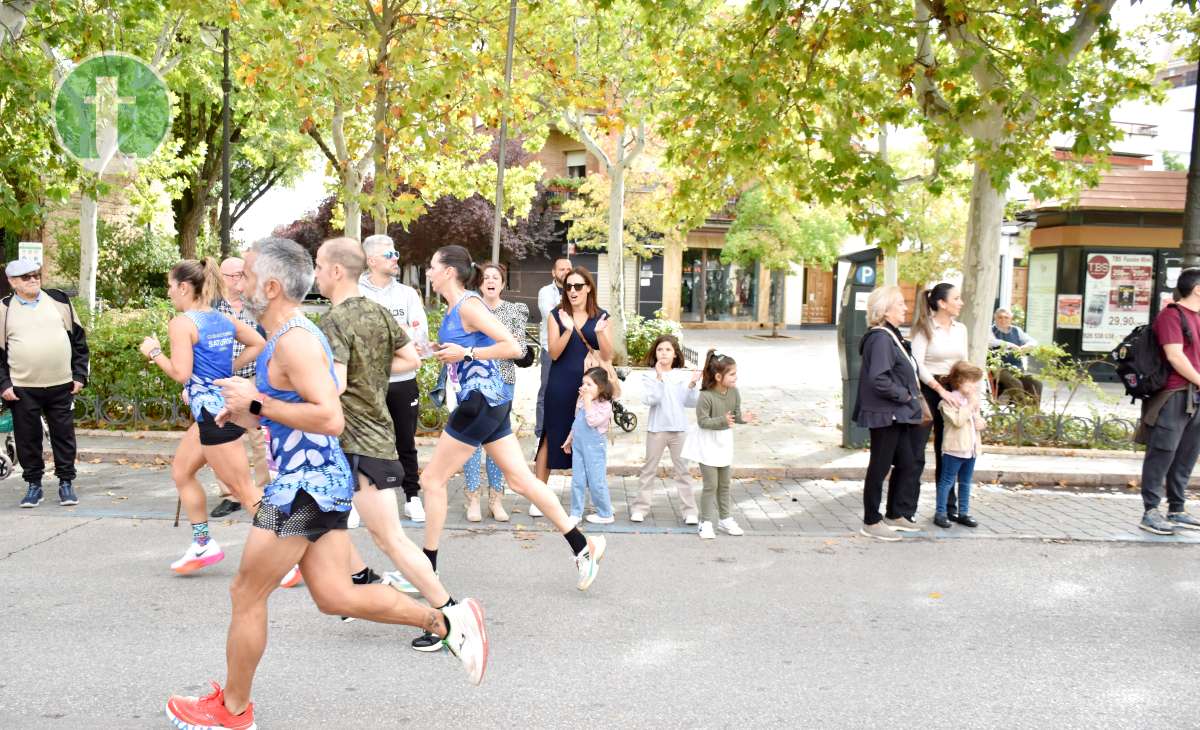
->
xmin=489 ymin=492 xmax=509 ymax=522
xmin=466 ymin=491 xmax=482 ymax=522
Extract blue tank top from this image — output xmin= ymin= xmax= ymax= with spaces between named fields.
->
xmin=183 ymin=310 xmax=236 ymax=420
xmin=255 ymin=316 xmax=352 ymax=516
xmin=438 ymin=292 xmax=509 ymax=407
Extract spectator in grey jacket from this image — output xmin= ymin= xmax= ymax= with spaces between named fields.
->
xmin=853 ymin=285 xmax=924 ymax=541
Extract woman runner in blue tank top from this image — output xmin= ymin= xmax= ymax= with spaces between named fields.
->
xmin=140 ymin=258 xmax=265 ymax=575
xmin=419 ymin=245 xmax=608 ymax=592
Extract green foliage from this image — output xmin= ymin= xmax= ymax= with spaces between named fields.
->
xmin=55 ymin=219 xmax=177 ymax=306
xmin=721 ymin=188 xmax=847 ymax=272
xmin=417 ymin=304 xmax=448 ymax=431
xmin=624 ymin=311 xmax=682 ymax=364
xmin=1163 ymin=151 xmax=1188 ymax=173
xmin=78 ymin=300 xmax=182 ymax=427
xmin=559 ymin=172 xmax=681 ymax=257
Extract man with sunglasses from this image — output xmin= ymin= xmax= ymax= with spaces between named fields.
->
xmin=359 ymin=234 xmax=429 ymax=523
xmin=0 ymin=259 xmax=89 ymax=508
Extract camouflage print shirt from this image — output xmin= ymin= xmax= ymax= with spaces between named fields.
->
xmin=319 ymin=296 xmax=410 ymax=460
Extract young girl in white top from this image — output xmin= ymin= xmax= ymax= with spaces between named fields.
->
xmin=910 ymin=282 xmax=969 ymax=517
xmin=683 ymin=349 xmax=755 ymax=539
xmin=934 ymin=361 xmax=986 ymax=529
xmin=562 ymin=367 xmax=615 ymax=525
xmin=632 ymin=334 xmax=702 ymax=525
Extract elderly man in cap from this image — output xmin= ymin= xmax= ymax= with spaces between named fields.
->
xmin=0 ymin=259 xmax=89 ymax=507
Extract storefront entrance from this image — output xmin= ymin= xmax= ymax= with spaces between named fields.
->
xmin=680 ymin=249 xmax=759 ymax=323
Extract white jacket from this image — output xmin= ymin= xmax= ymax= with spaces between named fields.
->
xmin=358 ymin=273 xmax=428 ymax=383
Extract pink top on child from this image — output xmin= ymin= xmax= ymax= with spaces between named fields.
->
xmin=575 ymin=398 xmax=613 ymax=434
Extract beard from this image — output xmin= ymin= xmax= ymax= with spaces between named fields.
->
xmin=243 ymin=283 xmax=269 ymax=320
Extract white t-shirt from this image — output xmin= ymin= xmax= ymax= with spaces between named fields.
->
xmin=910 ymin=319 xmax=969 ymax=387
xmin=358 ymin=273 xmax=428 ymax=383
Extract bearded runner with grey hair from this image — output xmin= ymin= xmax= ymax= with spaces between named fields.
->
xmin=164 ymin=237 xmax=488 ymax=730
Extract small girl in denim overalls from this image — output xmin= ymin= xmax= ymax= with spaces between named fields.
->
xmin=562 ymin=367 xmax=615 ymax=525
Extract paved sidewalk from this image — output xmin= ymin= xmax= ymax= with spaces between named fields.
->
xmin=6 ymin=461 xmax=1197 ymax=545
xmin=57 ymin=329 xmax=1166 ymax=487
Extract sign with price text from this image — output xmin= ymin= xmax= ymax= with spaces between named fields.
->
xmin=1081 ymin=252 xmax=1153 ymax=352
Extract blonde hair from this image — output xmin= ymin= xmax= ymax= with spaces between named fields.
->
xmin=866 ymin=286 xmax=904 ymax=327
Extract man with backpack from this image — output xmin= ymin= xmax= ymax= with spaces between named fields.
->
xmin=1134 ymin=267 xmax=1200 ymax=535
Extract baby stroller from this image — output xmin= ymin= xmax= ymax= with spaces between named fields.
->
xmin=612 ymin=368 xmax=637 ymax=433
xmin=0 ymin=403 xmax=16 ymax=480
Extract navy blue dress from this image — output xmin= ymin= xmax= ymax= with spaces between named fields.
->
xmin=541 ymin=307 xmax=607 ymax=470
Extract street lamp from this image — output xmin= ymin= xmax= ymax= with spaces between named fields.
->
xmin=200 ymin=24 xmax=233 ymax=257
xmin=490 ymin=0 xmax=518 ymax=265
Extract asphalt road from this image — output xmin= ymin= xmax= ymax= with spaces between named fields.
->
xmin=2 ymin=490 xmax=1198 ymax=729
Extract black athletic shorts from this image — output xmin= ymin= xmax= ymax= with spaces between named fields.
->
xmin=347 ymin=453 xmax=406 ymax=491
xmin=444 ymin=390 xmax=513 ymax=448
xmin=197 ymin=409 xmax=245 ymax=446
xmin=252 ymin=489 xmax=349 ymax=542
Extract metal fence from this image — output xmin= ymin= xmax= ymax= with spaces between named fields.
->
xmin=983 ymin=405 xmax=1139 ymax=450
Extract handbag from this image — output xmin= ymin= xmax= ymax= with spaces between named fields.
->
xmin=573 ymin=315 xmax=621 ymax=399
xmin=873 ymin=326 xmax=930 ymax=426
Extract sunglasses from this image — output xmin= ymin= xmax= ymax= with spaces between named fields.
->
xmin=380 ymin=251 xmax=400 ymax=260
xmin=16 ymin=272 xmax=41 ymax=281
xmin=565 ymin=282 xmax=587 ymax=292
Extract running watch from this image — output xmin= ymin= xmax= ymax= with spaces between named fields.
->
xmin=249 ymin=398 xmax=264 ymax=415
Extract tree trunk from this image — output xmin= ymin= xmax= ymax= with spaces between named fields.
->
xmin=1181 ymin=77 xmax=1200 ymax=267
xmin=607 ymin=170 xmax=628 ymax=362
xmin=883 ymin=250 xmax=899 ymax=286
xmin=959 ymin=163 xmax=1005 ymax=366
xmin=79 ymin=193 xmax=99 ymax=309
xmin=178 ymin=201 xmax=204 ymax=260
xmin=344 ymin=171 xmax=362 ymax=242
xmin=0 ymin=0 xmax=34 ymax=48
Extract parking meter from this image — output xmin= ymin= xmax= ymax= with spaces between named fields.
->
xmin=837 ymin=248 xmax=880 ymax=448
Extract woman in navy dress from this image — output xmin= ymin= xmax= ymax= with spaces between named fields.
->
xmin=535 ymin=266 xmax=613 ymax=483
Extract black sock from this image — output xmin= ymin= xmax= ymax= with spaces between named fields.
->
xmin=564 ymin=528 xmax=588 ymax=556
xmin=423 ymin=548 xmax=438 ymax=572
xmin=351 ymin=567 xmax=374 ymax=584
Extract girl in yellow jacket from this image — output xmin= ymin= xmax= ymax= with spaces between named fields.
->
xmin=934 ymin=361 xmax=986 ymax=529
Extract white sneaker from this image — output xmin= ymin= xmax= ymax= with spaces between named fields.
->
xmin=684 ymin=514 xmax=699 ymax=526
xmin=442 ymin=598 xmax=489 ymax=686
xmin=585 ymin=513 xmax=614 ymax=525
xmin=347 ymin=505 xmax=361 ymax=529
xmin=405 ymin=497 xmax=426 ymax=523
xmin=718 ymin=518 xmax=744 ymax=536
xmin=170 ymin=540 xmax=224 ymax=574
xmin=630 ymin=511 xmax=645 ymax=523
xmin=381 ymin=570 xmax=421 ymax=594
xmin=697 ymin=521 xmax=715 ymax=540
xmin=529 ymin=501 xmax=544 ymax=517
xmin=575 ymin=535 xmax=606 ymax=591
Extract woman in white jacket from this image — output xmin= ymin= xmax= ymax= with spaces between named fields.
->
xmin=630 ymin=334 xmax=701 ymax=524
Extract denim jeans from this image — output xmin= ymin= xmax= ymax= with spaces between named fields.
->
xmin=570 ymin=409 xmax=612 ymax=518
xmin=936 ymin=454 xmax=975 ymax=515
xmin=464 ymin=447 xmax=505 ymax=494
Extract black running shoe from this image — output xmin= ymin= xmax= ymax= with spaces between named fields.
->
xmin=210 ymin=498 xmax=242 ymax=518
xmin=58 ymin=481 xmax=78 ymax=506
xmin=342 ymin=568 xmax=382 ymax=622
xmin=412 ymin=631 xmax=444 ymax=653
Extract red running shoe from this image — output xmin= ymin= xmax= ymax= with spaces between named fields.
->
xmin=279 ymin=564 xmax=303 ymax=588
xmin=165 ymin=681 xmax=256 ymax=730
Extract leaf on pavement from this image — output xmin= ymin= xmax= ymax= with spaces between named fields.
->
xmin=929 ymin=592 xmax=942 ymax=599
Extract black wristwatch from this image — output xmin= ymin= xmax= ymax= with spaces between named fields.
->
xmin=249 ymin=398 xmax=264 ymax=416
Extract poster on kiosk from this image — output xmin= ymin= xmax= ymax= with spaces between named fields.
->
xmin=1082 ymin=252 xmax=1153 ymax=352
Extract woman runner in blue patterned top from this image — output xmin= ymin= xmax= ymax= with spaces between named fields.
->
xmin=419 ymin=245 xmax=609 ymax=591
xmin=139 ymin=258 xmax=264 ymax=575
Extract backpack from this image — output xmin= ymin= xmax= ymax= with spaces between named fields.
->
xmin=1111 ymin=303 xmax=1192 ymax=402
